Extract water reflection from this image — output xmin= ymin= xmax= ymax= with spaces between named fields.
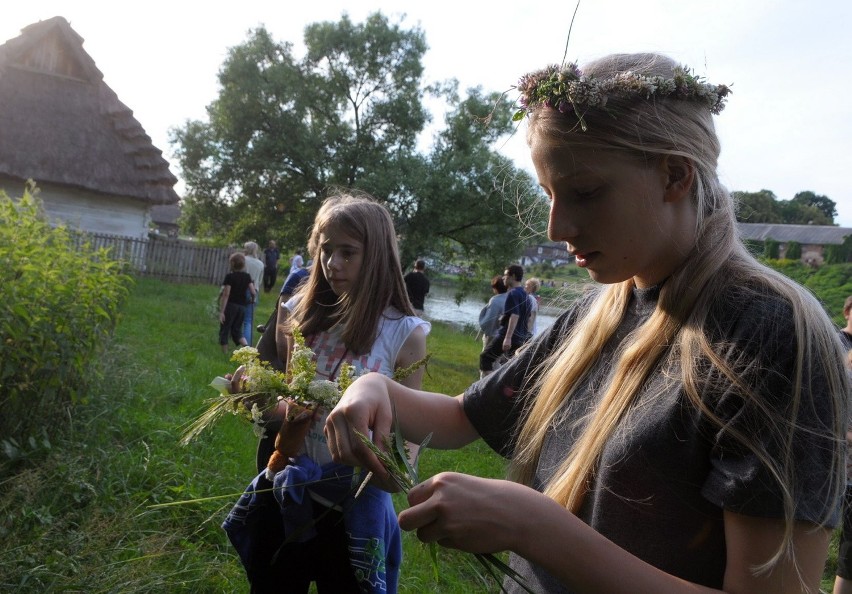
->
xmin=421 ymin=283 xmax=560 ymax=336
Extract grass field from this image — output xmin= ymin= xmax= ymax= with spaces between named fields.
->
xmin=0 ymin=277 xmax=506 ymax=592
xmin=1 ymin=276 xmax=843 ymax=592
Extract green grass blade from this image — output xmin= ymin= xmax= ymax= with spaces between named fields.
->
xmin=477 ymin=553 xmax=536 ymax=593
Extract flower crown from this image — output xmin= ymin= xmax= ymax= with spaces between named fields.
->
xmin=512 ymin=62 xmax=731 ymax=125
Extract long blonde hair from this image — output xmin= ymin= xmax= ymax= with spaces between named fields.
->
xmin=510 ymin=53 xmax=848 ymax=572
xmin=286 ymin=192 xmax=414 ymax=355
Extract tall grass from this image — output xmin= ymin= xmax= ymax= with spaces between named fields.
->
xmin=0 ymin=278 xmax=505 ymax=592
xmin=1 ymin=275 xmax=843 ymax=592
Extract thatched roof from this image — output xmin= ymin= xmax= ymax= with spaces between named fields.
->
xmin=738 ymin=223 xmax=852 ymax=245
xmin=0 ymin=16 xmax=178 ymax=205
xmin=150 ymin=203 xmax=181 ymax=227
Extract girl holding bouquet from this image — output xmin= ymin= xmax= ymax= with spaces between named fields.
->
xmin=326 ymin=53 xmax=849 ymax=594
xmin=224 ymin=192 xmax=428 ymax=594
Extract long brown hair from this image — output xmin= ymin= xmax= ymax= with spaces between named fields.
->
xmin=287 ymin=192 xmax=413 ymax=355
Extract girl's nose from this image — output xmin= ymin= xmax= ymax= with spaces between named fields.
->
xmin=327 ymin=250 xmax=348 ymax=271
xmin=548 ymin=198 xmax=580 ymax=241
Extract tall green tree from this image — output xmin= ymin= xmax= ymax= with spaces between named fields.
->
xmin=170 ymin=12 xmax=540 ymax=273
xmin=171 ymin=13 xmax=429 ymax=246
xmin=733 ymin=189 xmax=781 ymax=223
xmin=397 ymin=84 xmax=543 ymax=275
xmin=791 ymin=191 xmax=837 ymax=222
xmin=733 ymin=189 xmax=835 ymax=225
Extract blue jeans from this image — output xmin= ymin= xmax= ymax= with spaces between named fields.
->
xmin=242 ymin=290 xmax=255 ymax=345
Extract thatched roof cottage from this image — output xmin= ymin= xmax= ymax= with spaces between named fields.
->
xmin=0 ymin=16 xmax=179 ymax=239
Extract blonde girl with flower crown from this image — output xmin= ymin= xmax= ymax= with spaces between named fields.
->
xmin=325 ymin=53 xmax=848 ymax=594
xmin=224 ymin=193 xmax=428 ymax=594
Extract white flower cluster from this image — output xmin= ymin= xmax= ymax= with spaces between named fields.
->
xmin=307 ymin=379 xmax=342 ymax=408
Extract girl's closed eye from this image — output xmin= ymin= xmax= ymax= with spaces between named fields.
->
xmin=574 ymin=187 xmax=601 ymax=200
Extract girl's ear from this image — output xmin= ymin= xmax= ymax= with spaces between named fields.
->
xmin=661 ymin=155 xmax=695 ymax=203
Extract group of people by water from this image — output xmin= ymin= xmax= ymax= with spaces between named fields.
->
xmin=477 ymin=266 xmax=543 ymax=379
xmin=202 ymin=50 xmax=852 ymax=594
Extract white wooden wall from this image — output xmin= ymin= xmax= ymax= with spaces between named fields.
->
xmin=2 ymin=178 xmax=150 ymax=239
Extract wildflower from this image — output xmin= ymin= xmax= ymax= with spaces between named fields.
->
xmin=180 ymin=328 xmax=354 ymax=445
xmin=513 ymin=62 xmax=731 ymax=122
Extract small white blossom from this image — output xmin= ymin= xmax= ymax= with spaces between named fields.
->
xmin=307 ymin=379 xmax=342 ymax=408
xmin=250 ymin=404 xmax=267 ymax=438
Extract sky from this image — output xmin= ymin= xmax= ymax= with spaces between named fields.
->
xmin=4 ymin=0 xmax=851 ymax=224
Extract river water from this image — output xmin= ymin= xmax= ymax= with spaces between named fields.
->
xmin=421 ymin=283 xmax=561 ymax=336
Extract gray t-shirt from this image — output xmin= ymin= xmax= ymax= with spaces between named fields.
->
xmin=463 ymin=283 xmax=841 ymax=593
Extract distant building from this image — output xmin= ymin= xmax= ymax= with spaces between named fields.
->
xmin=521 ymin=223 xmax=852 ymax=269
xmin=0 ymin=16 xmax=179 ymax=239
xmin=738 ymin=222 xmax=852 ymax=266
xmin=521 ymin=241 xmax=573 ymax=268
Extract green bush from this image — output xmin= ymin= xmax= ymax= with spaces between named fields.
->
xmin=825 ymin=236 xmax=852 ymax=264
xmin=764 ymin=238 xmax=780 ymax=259
xmin=784 ymin=240 xmax=802 ymax=260
xmin=762 ymin=259 xmax=852 ymax=324
xmin=743 ymin=239 xmax=764 ymax=258
xmin=0 ymin=186 xmax=131 ymax=451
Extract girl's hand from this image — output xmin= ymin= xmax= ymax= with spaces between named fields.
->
xmin=399 ymin=472 xmax=533 ymax=554
xmin=219 ymin=312 xmax=226 ymax=323
xmin=267 ymin=401 xmax=321 ymax=473
xmin=325 ymin=373 xmax=396 ymax=482
xmin=226 ymin=365 xmax=265 ymax=412
xmin=225 ymin=365 xmax=245 ymax=394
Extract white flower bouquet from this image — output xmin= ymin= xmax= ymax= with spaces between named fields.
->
xmin=181 ymin=328 xmax=357 ymax=475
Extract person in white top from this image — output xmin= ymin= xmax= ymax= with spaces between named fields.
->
xmin=242 ymin=241 xmax=265 ymax=345
xmin=289 ymin=248 xmax=304 ymax=274
xmin=242 ymin=193 xmax=428 ymax=594
xmin=524 ymin=277 xmax=541 ymax=339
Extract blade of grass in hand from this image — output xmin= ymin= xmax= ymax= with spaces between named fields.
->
xmin=353 ymin=427 xmax=533 ymax=591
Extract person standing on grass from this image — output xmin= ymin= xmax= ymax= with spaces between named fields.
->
xmin=326 ymin=53 xmax=848 ymax=593
xmin=403 ymin=259 xmax=430 ymax=316
xmin=478 ymin=274 xmax=509 ymax=351
xmin=524 ymin=277 xmax=542 ymax=338
xmin=478 ymin=264 xmax=529 ymax=379
xmin=224 ymin=193 xmax=428 ymax=594
xmin=279 ymin=260 xmax=312 ymax=301
xmin=218 ymin=252 xmax=255 ymax=355
xmin=262 ymin=240 xmax=280 ymax=293
xmin=289 ymin=247 xmax=304 ymax=275
xmin=242 ymin=241 xmax=264 ymax=345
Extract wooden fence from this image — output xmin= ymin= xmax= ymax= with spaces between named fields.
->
xmin=73 ymin=232 xmax=233 ymax=285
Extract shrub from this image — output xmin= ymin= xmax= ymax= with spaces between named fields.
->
xmin=764 ymin=239 xmax=780 ymax=259
xmin=825 ymin=235 xmax=852 ymax=265
xmin=743 ymin=239 xmax=764 ymax=258
xmin=0 ymin=185 xmax=131 ymax=451
xmin=784 ymin=241 xmax=802 ymax=260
